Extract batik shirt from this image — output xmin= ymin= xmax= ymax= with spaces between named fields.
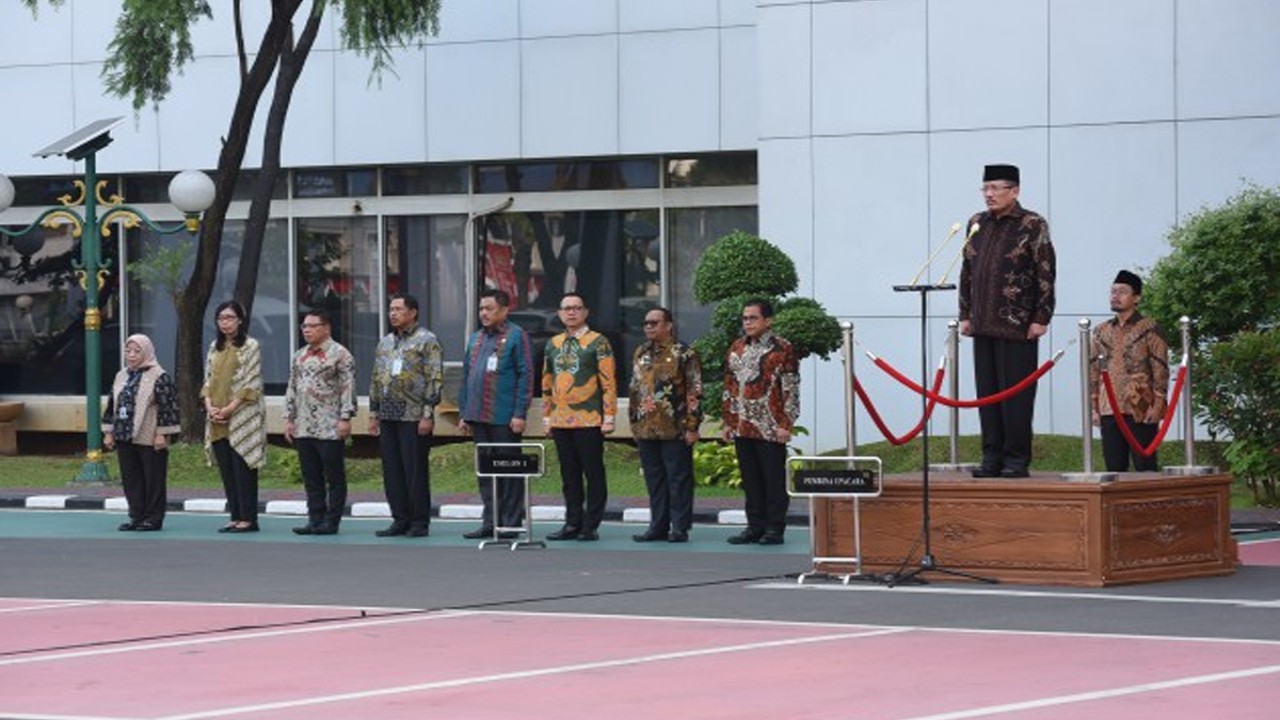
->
xmin=285 ymin=338 xmax=356 ymax=440
xmin=369 ymin=325 xmax=443 ymax=423
xmin=959 ymin=203 xmax=1056 ymax=341
xmin=629 ymin=339 xmax=703 ymax=441
xmin=722 ymin=330 xmax=799 ymax=444
xmin=1089 ymin=311 xmax=1170 ymax=423
xmin=458 ymin=320 xmax=534 ymax=426
xmin=541 ymin=327 xmax=617 ymax=429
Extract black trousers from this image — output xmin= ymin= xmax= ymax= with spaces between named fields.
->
xmin=296 ymin=438 xmax=347 ymax=529
xmin=638 ymin=438 xmax=695 ymax=534
xmin=972 ymin=335 xmax=1040 ymax=472
xmin=116 ymin=442 xmax=168 ymax=527
xmin=472 ymin=422 xmax=525 ymax=529
xmin=734 ymin=437 xmax=789 ymax=536
xmin=552 ymin=427 xmax=607 ymax=531
xmin=1100 ymin=415 xmax=1159 ymax=472
xmin=212 ymin=438 xmax=258 ymax=523
xmin=379 ymin=421 xmax=433 ymax=530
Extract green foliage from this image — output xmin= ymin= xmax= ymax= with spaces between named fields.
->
xmin=1142 ymin=186 xmax=1280 ymax=507
xmin=127 ymin=239 xmax=194 ymax=306
xmin=691 ymin=232 xmax=842 ymax=420
xmin=1144 ymin=186 xmax=1280 ymax=341
xmin=1196 ymin=330 xmax=1280 ymax=505
xmin=103 ymin=0 xmax=213 ymax=111
xmin=338 ymin=0 xmax=443 ymax=81
xmin=692 ymin=441 xmax=741 ymax=488
xmin=774 ymin=297 xmax=844 ymax=361
xmin=692 ymin=230 xmax=798 ymax=305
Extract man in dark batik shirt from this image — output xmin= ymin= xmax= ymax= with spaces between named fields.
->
xmin=959 ymin=163 xmax=1056 ymax=478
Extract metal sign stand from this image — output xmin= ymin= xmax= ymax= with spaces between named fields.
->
xmin=474 ymin=442 xmax=546 ymax=550
xmin=787 ymin=455 xmax=883 ymax=585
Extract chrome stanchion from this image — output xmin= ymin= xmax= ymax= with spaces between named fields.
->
xmin=791 ymin=455 xmax=882 ymax=585
xmin=931 ymin=320 xmax=975 ymax=472
xmin=1166 ymin=316 xmax=1217 ymax=475
xmin=1063 ymin=318 xmax=1116 ymax=482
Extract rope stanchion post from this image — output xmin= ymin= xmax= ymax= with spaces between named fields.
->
xmin=1165 ymin=316 xmax=1217 ymax=476
xmin=929 ymin=320 xmax=975 ymax=472
xmin=1062 ymin=318 xmax=1116 ymax=482
xmin=839 ymin=321 xmax=862 ymax=577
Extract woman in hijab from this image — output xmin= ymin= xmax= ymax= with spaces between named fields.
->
xmin=103 ymin=334 xmax=181 ymax=531
xmin=202 ymin=300 xmax=267 ymax=533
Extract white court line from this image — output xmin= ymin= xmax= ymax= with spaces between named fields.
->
xmin=0 ymin=596 xmax=422 ymax=614
xmin=0 ymin=600 xmax=101 ymax=615
xmin=0 ymin=713 xmax=137 ymax=720
xmin=155 ymin=627 xmax=912 ymax=720
xmin=0 ymin=610 xmax=475 ymax=667
xmin=751 ymin=580 xmax=1280 ymax=609
xmin=894 ymin=662 xmax=1280 ymax=720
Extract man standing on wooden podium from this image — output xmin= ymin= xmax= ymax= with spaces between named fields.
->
xmin=959 ymin=164 xmax=1056 ymax=479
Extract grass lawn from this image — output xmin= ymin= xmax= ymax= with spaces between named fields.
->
xmin=0 ymin=434 xmax=1252 ymax=507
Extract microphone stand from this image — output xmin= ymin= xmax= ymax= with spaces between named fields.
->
xmin=886 ymin=281 xmax=996 ymax=586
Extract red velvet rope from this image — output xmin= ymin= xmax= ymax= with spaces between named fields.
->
xmin=854 ymin=367 xmax=945 ymax=446
xmin=1100 ymin=364 xmax=1188 ymax=457
xmin=873 ymin=355 xmax=1059 ymax=408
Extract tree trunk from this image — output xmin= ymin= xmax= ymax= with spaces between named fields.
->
xmin=174 ymin=2 xmax=301 ymax=441
xmin=234 ymin=7 xmax=323 ymax=320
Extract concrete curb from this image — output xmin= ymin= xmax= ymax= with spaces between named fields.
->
xmin=0 ymin=494 xmax=797 ymax=526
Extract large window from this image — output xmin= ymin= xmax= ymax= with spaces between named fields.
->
xmin=482 ymin=208 xmax=660 ymax=391
xmin=668 ymin=206 xmax=759 ymax=341
xmin=126 ymin=219 xmax=290 ymax=391
xmin=0 ymin=224 xmax=117 ymax=393
xmin=296 ymin=217 xmax=381 ymax=393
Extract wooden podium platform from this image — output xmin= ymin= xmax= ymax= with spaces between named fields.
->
xmin=813 ymin=471 xmax=1238 ymax=586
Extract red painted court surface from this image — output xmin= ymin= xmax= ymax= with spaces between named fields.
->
xmin=1238 ymin=536 xmax=1280 ymax=566
xmin=2 ymin=599 xmax=1278 ymax=720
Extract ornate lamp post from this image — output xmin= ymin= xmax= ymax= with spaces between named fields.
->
xmin=0 ymin=118 xmax=214 ymax=483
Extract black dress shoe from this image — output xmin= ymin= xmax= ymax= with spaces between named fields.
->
xmin=577 ymin=529 xmax=600 ymax=542
xmin=1000 ymin=468 xmax=1030 ymax=478
xmin=406 ymin=526 xmax=430 ymax=538
xmin=312 ymin=524 xmax=338 ymax=535
xmin=375 ymin=522 xmax=408 ymax=537
xmin=135 ymin=522 xmax=162 ymax=532
xmin=727 ymin=530 xmax=763 ymax=545
xmin=547 ymin=526 xmax=580 ymax=541
xmin=632 ymin=529 xmax=668 ymax=543
xmin=971 ymin=466 xmax=1003 ymax=478
xmin=118 ymin=522 xmax=138 ymax=532
xmin=462 ymin=527 xmax=494 ymax=540
xmin=758 ymin=532 xmax=785 ymax=545
xmin=217 ymin=523 xmax=236 ymax=533
xmin=293 ymin=525 xmax=315 ymax=535
xmin=226 ymin=523 xmax=259 ymax=533
xmin=668 ymin=530 xmax=689 ymax=543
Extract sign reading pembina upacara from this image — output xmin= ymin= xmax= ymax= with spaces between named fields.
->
xmin=792 ymin=468 xmax=879 ymax=495
xmin=477 ymin=450 xmax=541 ymax=476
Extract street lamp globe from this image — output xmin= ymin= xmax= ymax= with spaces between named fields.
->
xmin=168 ymin=170 xmax=215 ymax=214
xmin=0 ymin=173 xmax=15 ymax=214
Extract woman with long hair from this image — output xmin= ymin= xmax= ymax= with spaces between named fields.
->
xmin=202 ymin=300 xmax=268 ymax=533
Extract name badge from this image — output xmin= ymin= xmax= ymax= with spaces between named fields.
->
xmin=486 ymin=354 xmax=498 ymax=372
xmin=391 ymin=358 xmax=403 ymax=376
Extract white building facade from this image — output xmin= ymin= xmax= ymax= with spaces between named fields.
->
xmin=1 ymin=0 xmax=1277 ymax=453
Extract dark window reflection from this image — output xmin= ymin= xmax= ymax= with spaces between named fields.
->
xmin=293 ymin=168 xmax=377 ymax=198
xmin=475 ymin=158 xmax=659 ymax=193
xmin=12 ymin=176 xmax=120 ymax=207
xmin=668 ymin=206 xmax=759 ymax=341
xmin=481 ymin=209 xmax=660 ymax=393
xmin=296 ymin=217 xmax=380 ymax=391
xmin=0 ymin=224 xmax=120 ymax=393
xmin=231 ymin=170 xmax=289 ymax=202
xmin=666 ymin=152 xmax=758 ymax=188
xmin=384 ymin=165 xmax=469 ymax=196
